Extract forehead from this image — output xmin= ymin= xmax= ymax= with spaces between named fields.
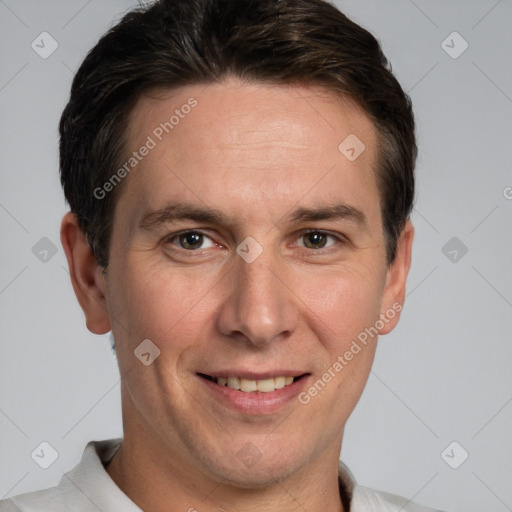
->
xmin=116 ymin=79 xmax=380 ymax=228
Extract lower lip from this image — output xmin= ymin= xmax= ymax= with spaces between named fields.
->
xmin=199 ymin=376 xmax=309 ymax=415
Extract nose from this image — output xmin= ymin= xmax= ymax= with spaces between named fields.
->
xmin=216 ymin=253 xmax=300 ymax=348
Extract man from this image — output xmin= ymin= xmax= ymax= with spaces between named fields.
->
xmin=0 ymin=0 xmax=445 ymax=510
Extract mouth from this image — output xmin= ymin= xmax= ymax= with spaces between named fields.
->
xmin=198 ymin=373 xmax=308 ymax=393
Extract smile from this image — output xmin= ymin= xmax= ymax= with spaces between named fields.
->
xmin=200 ymin=375 xmax=296 ymax=393
xmin=197 ymin=372 xmax=310 ymax=414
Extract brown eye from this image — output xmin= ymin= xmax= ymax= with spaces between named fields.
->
xmin=179 ymin=232 xmax=203 ymax=249
xmin=170 ymin=231 xmax=214 ymax=250
xmin=302 ymin=232 xmax=329 ymax=249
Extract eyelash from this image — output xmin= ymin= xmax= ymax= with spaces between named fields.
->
xmin=164 ymin=229 xmax=347 ymax=253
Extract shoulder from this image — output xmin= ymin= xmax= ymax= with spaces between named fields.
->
xmin=0 ymin=499 xmax=19 ymax=512
xmin=353 ymin=484 xmax=446 ymax=512
xmin=0 ymin=480 xmax=100 ymax=511
xmin=0 ymin=484 xmax=88 ymax=512
xmin=0 ymin=438 xmax=124 ymax=512
xmin=338 ymin=461 xmax=445 ymax=512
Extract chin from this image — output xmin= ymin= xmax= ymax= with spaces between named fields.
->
xmin=214 ymin=461 xmax=300 ymax=490
xmin=195 ymin=441 xmax=307 ymax=490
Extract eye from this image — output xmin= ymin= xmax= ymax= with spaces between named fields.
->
xmin=297 ymin=231 xmax=338 ymax=249
xmin=168 ymin=231 xmax=215 ymax=250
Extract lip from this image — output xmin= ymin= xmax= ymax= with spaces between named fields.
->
xmin=197 ymin=372 xmax=310 ymax=415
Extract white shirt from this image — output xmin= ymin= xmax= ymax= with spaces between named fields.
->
xmin=0 ymin=439 xmax=444 ymax=511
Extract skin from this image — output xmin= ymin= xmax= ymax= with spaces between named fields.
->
xmin=61 ymin=78 xmax=414 ymax=512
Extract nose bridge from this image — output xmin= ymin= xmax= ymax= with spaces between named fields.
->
xmin=216 ymin=250 xmax=299 ymax=346
xmin=241 ymin=257 xmax=277 ymax=311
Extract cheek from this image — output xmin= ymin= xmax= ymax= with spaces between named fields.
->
xmin=296 ymin=265 xmax=384 ymax=349
xmin=295 ymin=269 xmax=382 ymax=428
xmin=112 ymin=260 xmax=221 ymax=346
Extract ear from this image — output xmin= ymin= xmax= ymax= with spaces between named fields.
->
xmin=60 ymin=212 xmax=111 ymax=335
xmin=378 ymin=220 xmax=414 ymax=335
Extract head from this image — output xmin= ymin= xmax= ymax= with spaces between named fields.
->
xmin=60 ymin=0 xmax=415 ymax=491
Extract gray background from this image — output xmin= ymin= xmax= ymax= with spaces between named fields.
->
xmin=1 ymin=1 xmax=511 ymax=510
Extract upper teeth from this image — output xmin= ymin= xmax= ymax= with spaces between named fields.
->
xmin=215 ymin=376 xmax=294 ymax=393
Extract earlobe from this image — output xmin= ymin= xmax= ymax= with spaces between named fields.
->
xmin=60 ymin=212 xmax=111 ymax=335
xmin=378 ymin=220 xmax=414 ymax=335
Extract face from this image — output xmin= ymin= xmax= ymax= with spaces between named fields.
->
xmin=83 ymin=79 xmax=412 ymax=487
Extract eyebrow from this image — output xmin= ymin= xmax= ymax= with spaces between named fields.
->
xmin=138 ymin=202 xmax=367 ymax=230
xmin=289 ymin=204 xmax=367 ymax=227
xmin=139 ymin=203 xmax=225 ymax=230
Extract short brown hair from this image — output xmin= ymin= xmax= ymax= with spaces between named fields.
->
xmin=60 ymin=0 xmax=416 ymax=268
